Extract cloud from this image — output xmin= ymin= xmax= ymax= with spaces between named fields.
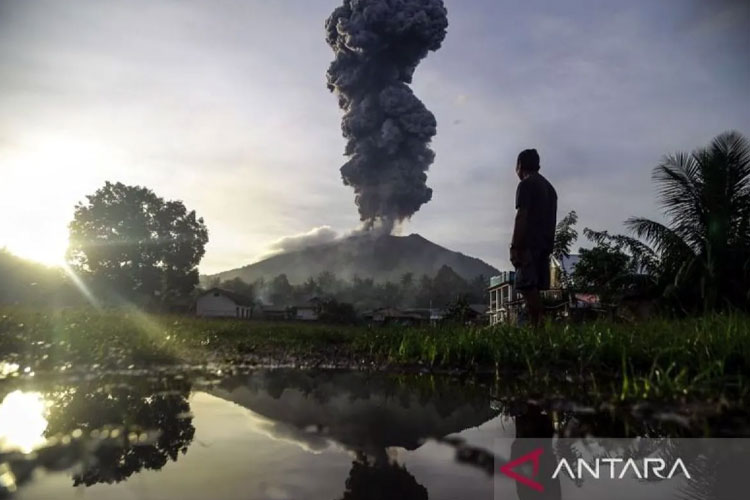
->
xmin=256 ymin=226 xmax=340 ymax=261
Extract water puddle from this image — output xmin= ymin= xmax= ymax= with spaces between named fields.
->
xmin=0 ymin=369 xmax=747 ymax=499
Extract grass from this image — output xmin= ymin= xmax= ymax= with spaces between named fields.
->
xmin=1 ymin=306 xmax=749 ymax=402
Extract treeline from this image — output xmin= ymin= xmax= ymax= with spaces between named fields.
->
xmin=206 ymin=265 xmax=489 ymax=311
xmin=554 ymin=131 xmax=750 ymax=314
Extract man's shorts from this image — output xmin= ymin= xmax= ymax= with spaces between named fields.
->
xmin=515 ymin=250 xmax=551 ymax=291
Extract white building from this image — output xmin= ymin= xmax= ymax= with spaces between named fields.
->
xmin=196 ymin=288 xmax=255 ymax=319
xmin=487 ymin=272 xmax=519 ymax=325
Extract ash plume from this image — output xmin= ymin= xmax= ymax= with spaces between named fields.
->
xmin=258 ymin=225 xmax=340 ymax=259
xmin=325 ymin=0 xmax=448 ymax=231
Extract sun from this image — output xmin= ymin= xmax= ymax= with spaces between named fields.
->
xmin=0 ymin=134 xmax=105 ymax=268
xmin=0 ymin=390 xmax=49 ymax=453
xmin=5 ymin=234 xmax=68 ymax=267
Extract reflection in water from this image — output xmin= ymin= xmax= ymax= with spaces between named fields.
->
xmin=43 ymin=375 xmax=195 ymax=486
xmin=212 ymin=370 xmax=498 ymax=454
xmin=511 ymin=404 xmax=561 ymax=500
xmin=212 ymin=370 xmax=499 ymax=499
xmin=0 ymin=369 xmax=747 ymax=499
xmin=0 ymin=391 xmax=48 ymax=453
xmin=0 ymin=374 xmax=194 ymax=497
xmin=339 ymin=451 xmax=427 ymax=500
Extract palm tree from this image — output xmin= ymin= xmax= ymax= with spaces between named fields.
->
xmin=626 ymin=131 xmax=750 ymax=312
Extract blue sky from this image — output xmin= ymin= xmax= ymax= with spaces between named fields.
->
xmin=1 ymin=0 xmax=748 ymax=273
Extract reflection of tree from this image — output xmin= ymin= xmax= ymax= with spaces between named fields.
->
xmin=44 ymin=375 xmax=194 ymax=486
xmin=338 ymin=451 xmax=427 ymax=500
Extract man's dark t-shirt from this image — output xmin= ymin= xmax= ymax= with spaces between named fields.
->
xmin=515 ymin=172 xmax=557 ymax=255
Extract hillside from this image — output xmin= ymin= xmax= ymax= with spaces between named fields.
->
xmin=206 ymin=233 xmax=499 ymax=284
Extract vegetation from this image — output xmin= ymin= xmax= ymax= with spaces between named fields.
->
xmin=553 ymin=210 xmax=578 ymax=263
xmin=626 ymin=131 xmax=750 ymax=312
xmin=0 ymin=249 xmax=80 ymax=306
xmin=558 ymin=132 xmax=750 ymax=314
xmin=209 ymin=264 xmax=489 ymax=311
xmin=572 ymin=228 xmax=658 ymax=304
xmin=67 ymin=182 xmax=209 ymax=309
xmin=2 ymin=307 xmax=748 ymax=402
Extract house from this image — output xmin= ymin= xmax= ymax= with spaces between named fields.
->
xmin=196 ymin=288 xmax=255 ymax=319
xmin=487 ymin=272 xmax=520 ymax=325
xmin=258 ymin=305 xmax=294 ymax=321
xmin=293 ymin=304 xmax=319 ymax=321
xmin=363 ymin=307 xmax=429 ymax=326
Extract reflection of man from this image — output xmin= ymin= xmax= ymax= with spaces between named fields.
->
xmin=510 ymin=149 xmax=557 ymax=327
xmin=511 ymin=404 xmax=561 ymax=500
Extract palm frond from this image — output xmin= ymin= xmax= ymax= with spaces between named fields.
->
xmin=624 ymin=217 xmax=694 ymax=259
xmin=652 ymin=153 xmax=705 ymax=248
xmin=582 ymin=228 xmax=660 ymax=276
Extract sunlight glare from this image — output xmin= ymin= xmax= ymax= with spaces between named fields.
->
xmin=0 ymin=135 xmax=112 ymax=267
xmin=0 ymin=391 xmax=49 ymax=453
xmin=61 ymin=262 xmax=101 ymax=308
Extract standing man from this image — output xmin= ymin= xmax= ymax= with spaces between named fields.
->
xmin=510 ymin=149 xmax=557 ymax=326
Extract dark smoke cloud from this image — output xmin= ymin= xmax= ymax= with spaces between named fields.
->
xmin=325 ymin=0 xmax=448 ymax=231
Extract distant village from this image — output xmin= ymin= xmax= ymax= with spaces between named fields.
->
xmin=197 ymin=253 xmax=603 ymax=326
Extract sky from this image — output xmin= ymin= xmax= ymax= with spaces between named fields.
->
xmin=1 ymin=0 xmax=748 ymax=274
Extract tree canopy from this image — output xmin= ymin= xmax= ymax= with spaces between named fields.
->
xmin=626 ymin=131 xmax=750 ymax=312
xmin=67 ymin=182 xmax=208 ymax=307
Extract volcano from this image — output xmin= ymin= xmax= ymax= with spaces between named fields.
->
xmin=206 ymin=233 xmax=498 ymax=285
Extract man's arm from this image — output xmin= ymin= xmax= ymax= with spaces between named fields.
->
xmin=510 ymin=180 xmax=530 ymax=266
xmin=510 ymin=207 xmax=528 ymax=266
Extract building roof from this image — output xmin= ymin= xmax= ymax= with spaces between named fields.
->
xmin=489 ymin=271 xmax=515 ymax=288
xmin=199 ymin=288 xmax=255 ymax=306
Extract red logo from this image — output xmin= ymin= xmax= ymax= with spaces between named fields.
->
xmin=500 ymin=448 xmax=544 ymax=492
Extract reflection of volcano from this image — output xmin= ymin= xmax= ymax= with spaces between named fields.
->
xmin=210 ymin=370 xmax=498 ymax=455
xmin=211 ymin=370 xmax=498 ymax=500
xmin=339 ymin=452 xmax=428 ymax=500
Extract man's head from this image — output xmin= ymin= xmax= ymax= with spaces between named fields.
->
xmin=516 ymin=149 xmax=540 ymax=179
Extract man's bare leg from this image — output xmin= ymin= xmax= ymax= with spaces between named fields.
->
xmin=522 ymin=288 xmax=543 ymax=327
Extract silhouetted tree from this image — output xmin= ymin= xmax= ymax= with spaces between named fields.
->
xmin=553 ymin=210 xmax=578 ymax=261
xmin=415 ymin=274 xmax=434 ymax=307
xmin=626 ymin=131 xmax=750 ymax=312
xmin=379 ymin=281 xmax=401 ymax=306
xmin=316 ymin=271 xmax=340 ymax=296
xmin=577 ymin=228 xmax=660 ymax=304
xmin=268 ymin=274 xmax=294 ymax=305
xmin=67 ymin=182 xmax=208 ymax=307
xmin=574 ymin=243 xmax=631 ymax=303
xmin=220 ymin=277 xmax=255 ymax=300
xmin=443 ymin=294 xmax=473 ymax=323
xmin=318 ymin=298 xmax=358 ymax=324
